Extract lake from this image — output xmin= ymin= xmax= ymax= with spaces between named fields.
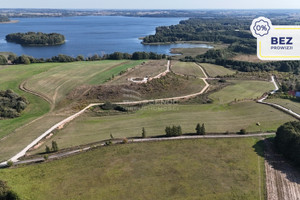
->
xmin=0 ymin=16 xmax=212 ymax=58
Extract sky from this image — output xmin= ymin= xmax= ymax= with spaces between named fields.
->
xmin=1 ymin=0 xmax=300 ymax=9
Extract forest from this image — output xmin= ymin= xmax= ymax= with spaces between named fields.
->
xmin=275 ymin=121 xmax=300 ymax=167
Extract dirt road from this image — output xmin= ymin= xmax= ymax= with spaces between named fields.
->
xmin=264 ymin=139 xmax=300 ymax=200
xmin=257 ymin=76 xmax=300 ymax=119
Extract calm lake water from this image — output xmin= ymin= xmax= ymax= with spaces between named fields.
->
xmin=0 ymin=16 xmax=212 ymax=58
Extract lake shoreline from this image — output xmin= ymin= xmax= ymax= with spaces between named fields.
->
xmin=0 ymin=20 xmax=19 ymax=24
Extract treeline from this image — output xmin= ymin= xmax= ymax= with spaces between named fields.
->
xmin=3 ymin=51 xmax=167 ymax=65
xmin=0 ymin=89 xmax=28 ymax=119
xmin=275 ymin=121 xmax=300 ymax=167
xmin=182 ymin=49 xmax=300 ymax=74
xmin=6 ymin=32 xmax=65 ymax=46
xmin=143 ymin=18 xmax=255 ymax=45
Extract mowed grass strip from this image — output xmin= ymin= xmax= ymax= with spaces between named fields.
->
xmin=199 ymin=63 xmax=235 ymax=77
xmin=1 ymin=138 xmax=265 ymax=200
xmin=172 ymin=62 xmax=205 ymax=78
xmin=266 ymin=98 xmax=300 ymax=114
xmin=209 ymin=80 xmax=274 ymax=104
xmin=31 ymin=102 xmax=293 ymax=153
xmin=26 ymin=60 xmax=143 ymax=105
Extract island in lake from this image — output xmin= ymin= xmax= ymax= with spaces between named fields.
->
xmin=5 ymin=32 xmax=65 ymax=46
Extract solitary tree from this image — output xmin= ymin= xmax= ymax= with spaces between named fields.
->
xmin=196 ymin=123 xmax=201 ymax=135
xmin=201 ymin=123 xmax=206 ymax=135
xmin=51 ymin=141 xmax=58 ymax=152
xmin=45 ymin=145 xmax=51 ymax=153
xmin=177 ymin=125 xmax=182 ymax=136
xmin=142 ymin=127 xmax=146 ymax=138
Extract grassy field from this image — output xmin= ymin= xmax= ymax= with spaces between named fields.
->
xmin=109 ymin=60 xmax=167 ymax=85
xmin=1 ymin=138 xmax=265 ymax=200
xmin=266 ymin=98 xmax=300 ymax=114
xmin=0 ymin=63 xmax=61 ymax=139
xmin=28 ymin=78 xmax=291 ymax=153
xmin=26 ymin=60 xmax=143 ymax=105
xmin=0 ymin=60 xmax=144 ymax=162
xmin=209 ymin=80 xmax=274 ymax=104
xmin=231 ymin=54 xmax=266 ymax=63
xmin=172 ymin=62 xmax=205 ymax=78
xmin=30 ymin=101 xmax=293 ymax=153
xmin=199 ymin=63 xmax=235 ymax=77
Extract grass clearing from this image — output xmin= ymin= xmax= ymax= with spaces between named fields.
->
xmin=26 ymin=60 xmax=143 ymax=105
xmin=172 ymin=62 xmax=205 ymax=78
xmin=266 ymin=98 xmax=300 ymax=114
xmin=30 ymin=101 xmax=293 ymax=153
xmin=0 ymin=60 xmax=144 ymax=162
xmin=209 ymin=80 xmax=274 ymax=104
xmin=199 ymin=63 xmax=235 ymax=77
xmin=109 ymin=60 xmax=167 ymax=85
xmin=1 ymin=138 xmax=265 ymax=200
xmin=29 ymin=78 xmax=290 ymax=153
xmin=231 ymin=54 xmax=267 ymax=63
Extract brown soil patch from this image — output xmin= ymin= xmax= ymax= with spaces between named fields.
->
xmin=264 ymin=139 xmax=300 ymax=200
xmin=68 ymin=73 xmax=203 ymax=102
xmin=231 ymin=54 xmax=267 ymax=63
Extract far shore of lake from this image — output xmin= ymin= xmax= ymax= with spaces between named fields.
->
xmin=0 ymin=20 xmax=19 ymax=24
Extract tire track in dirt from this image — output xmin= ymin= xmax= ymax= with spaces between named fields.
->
xmin=19 ymin=80 xmax=54 ymax=111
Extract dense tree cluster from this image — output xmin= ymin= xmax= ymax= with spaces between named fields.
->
xmin=0 ymin=55 xmax=7 ymax=65
xmin=275 ymin=121 xmax=300 ymax=167
xmin=165 ymin=125 xmax=182 ymax=136
xmin=181 ymin=49 xmax=300 ymax=74
xmin=6 ymin=32 xmax=65 ymax=46
xmin=0 ymin=90 xmax=28 ymax=119
xmin=106 ymin=51 xmax=166 ymax=60
xmin=195 ymin=123 xmax=205 ymax=135
xmin=0 ymin=180 xmax=19 ymax=200
xmin=143 ymin=18 xmax=255 ymax=45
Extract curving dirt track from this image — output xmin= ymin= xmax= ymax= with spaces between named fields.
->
xmin=19 ymin=80 xmax=54 ymax=111
xmin=264 ymin=139 xmax=300 ymax=200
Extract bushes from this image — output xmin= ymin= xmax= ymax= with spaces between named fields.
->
xmin=165 ymin=125 xmax=182 ymax=136
xmin=100 ymin=102 xmax=127 ymax=112
xmin=238 ymin=129 xmax=246 ymax=135
xmin=0 ymin=90 xmax=28 ymax=119
xmin=0 ymin=180 xmax=19 ymax=200
xmin=0 ymin=55 xmax=7 ymax=65
xmin=275 ymin=121 xmax=300 ymax=167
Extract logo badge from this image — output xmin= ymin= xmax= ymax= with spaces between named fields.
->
xmin=251 ymin=17 xmax=300 ymax=61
